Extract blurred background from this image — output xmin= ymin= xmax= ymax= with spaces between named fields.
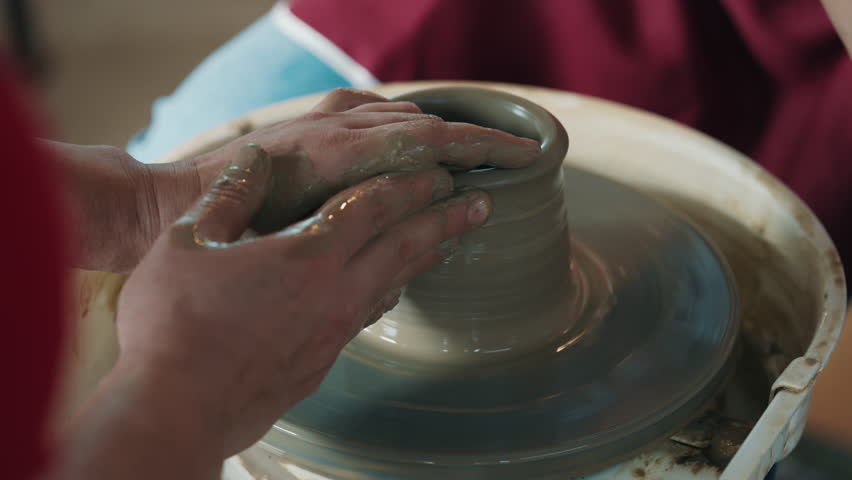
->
xmin=2 ymin=0 xmax=273 ymax=145
xmin=2 ymin=0 xmax=850 ymax=478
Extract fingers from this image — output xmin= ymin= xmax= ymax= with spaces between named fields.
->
xmin=340 ymin=112 xmax=438 ymax=130
xmin=347 ymin=101 xmax=423 ymax=114
xmin=302 ymin=168 xmax=454 ymax=261
xmin=174 ymin=144 xmax=271 ymax=246
xmin=312 ymin=89 xmax=540 ymax=169
xmin=311 ymin=88 xmax=389 ymax=113
xmin=314 ymin=97 xmax=429 ymax=128
xmin=260 ymin=169 xmax=454 ymax=261
xmin=363 ymin=288 xmax=402 ymax=328
xmin=345 ymin=189 xmax=493 ymax=302
xmin=388 ymin=238 xmax=459 ymax=288
xmin=366 ymin=118 xmax=541 ymax=169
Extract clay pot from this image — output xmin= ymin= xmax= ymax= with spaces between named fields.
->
xmin=355 ymin=87 xmax=572 ymax=366
xmin=258 ymin=85 xmax=740 ymax=479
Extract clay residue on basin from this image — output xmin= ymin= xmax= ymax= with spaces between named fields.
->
xmin=650 ymin=192 xmax=811 ymax=386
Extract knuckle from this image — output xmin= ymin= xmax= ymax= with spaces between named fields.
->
xmin=398 ymin=116 xmax=446 ymax=138
xmin=321 ymin=88 xmax=385 ymax=109
xmin=309 ymin=127 xmax=363 ymax=152
xmin=300 ymin=110 xmax=333 ymax=123
xmin=328 ymin=87 xmax=361 ymax=98
xmin=325 ymin=126 xmax=362 ymax=146
xmin=412 ymin=116 xmax=445 ymax=129
xmin=209 ymin=181 xmax=250 ymax=207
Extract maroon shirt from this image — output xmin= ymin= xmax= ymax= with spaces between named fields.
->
xmin=0 ymin=60 xmax=69 ymax=479
xmin=291 ymin=0 xmax=852 ymax=273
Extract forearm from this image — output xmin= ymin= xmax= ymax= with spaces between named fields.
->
xmin=54 ymin=358 xmax=225 ymax=480
xmin=45 ymin=141 xmax=203 ymax=272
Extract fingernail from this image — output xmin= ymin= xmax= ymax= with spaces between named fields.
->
xmin=229 ymin=143 xmax=269 ymax=172
xmin=466 ymin=194 xmax=492 ymax=226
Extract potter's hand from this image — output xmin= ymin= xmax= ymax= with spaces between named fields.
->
xmin=112 ymin=144 xmax=488 ymax=458
xmin=58 ymin=89 xmax=536 ymax=273
xmin=43 ymin=141 xmax=201 ymax=273
xmin=193 ymin=88 xmax=540 ymax=233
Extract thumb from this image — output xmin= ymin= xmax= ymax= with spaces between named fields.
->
xmin=177 ymin=144 xmax=271 ymax=246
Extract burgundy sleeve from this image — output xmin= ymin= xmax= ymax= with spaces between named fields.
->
xmin=720 ymin=0 xmax=852 ymax=275
xmin=0 ymin=62 xmax=70 ymax=479
xmin=289 ymin=0 xmax=852 ymax=276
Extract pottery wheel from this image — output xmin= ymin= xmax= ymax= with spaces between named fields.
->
xmin=260 ymin=167 xmax=738 ymax=479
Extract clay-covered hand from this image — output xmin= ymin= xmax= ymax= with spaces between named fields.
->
xmin=114 ymin=144 xmax=489 ymax=456
xmin=192 ymin=88 xmax=540 ymax=233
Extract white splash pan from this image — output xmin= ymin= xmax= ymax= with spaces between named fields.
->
xmin=68 ymin=81 xmax=847 ymax=480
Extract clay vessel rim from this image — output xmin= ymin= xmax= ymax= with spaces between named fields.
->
xmin=392 ymin=87 xmax=568 ymax=189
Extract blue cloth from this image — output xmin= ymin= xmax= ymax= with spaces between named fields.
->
xmin=127 ymin=11 xmax=351 ymax=163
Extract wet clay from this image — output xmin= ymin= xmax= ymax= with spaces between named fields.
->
xmin=248 ymin=136 xmax=460 ymax=234
xmin=354 ymin=87 xmax=572 ymax=364
xmin=250 ymin=129 xmax=537 ymax=234
xmin=269 ymin=88 xmax=739 ymax=480
xmin=250 ymin=149 xmax=332 ymax=234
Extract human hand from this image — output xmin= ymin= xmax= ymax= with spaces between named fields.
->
xmin=193 ymin=88 xmax=540 ymax=233
xmin=115 ymin=144 xmax=490 ymax=455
